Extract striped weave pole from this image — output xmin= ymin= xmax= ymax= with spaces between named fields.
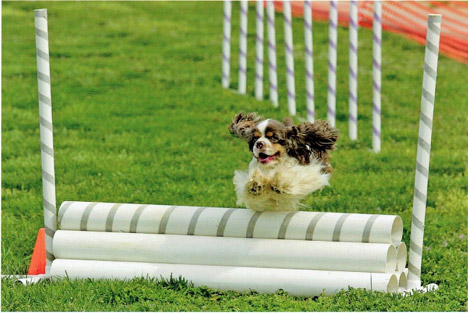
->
xmin=348 ymin=0 xmax=358 ymax=140
xmin=35 ymin=8 xmax=56 ymax=275
xmin=238 ymin=0 xmax=248 ymax=94
xmin=283 ymin=0 xmax=296 ymax=116
xmin=407 ymin=14 xmax=442 ymax=290
xmin=255 ymin=1 xmax=264 ymax=100
xmin=327 ymin=0 xmax=337 ymax=127
xmin=304 ymin=0 xmax=315 ymax=122
xmin=222 ymin=0 xmax=232 ymax=89
xmin=372 ymin=1 xmax=382 ymax=152
xmin=266 ymin=0 xmax=278 ymax=107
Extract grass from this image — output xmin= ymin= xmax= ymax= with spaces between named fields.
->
xmin=2 ymin=1 xmax=467 ymax=311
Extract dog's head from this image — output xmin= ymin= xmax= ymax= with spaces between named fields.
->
xmin=229 ymin=112 xmax=338 ymax=171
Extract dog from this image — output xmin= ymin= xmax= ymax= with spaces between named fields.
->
xmin=228 ymin=112 xmax=338 ymax=211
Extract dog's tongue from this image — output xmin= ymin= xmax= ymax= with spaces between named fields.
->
xmin=259 ymin=154 xmax=275 ymax=164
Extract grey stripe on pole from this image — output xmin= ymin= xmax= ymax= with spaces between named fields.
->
xmin=304 ymin=0 xmax=315 ymax=122
xmin=348 ymin=0 xmax=358 ymax=140
xmin=372 ymin=1 xmax=382 ymax=153
xmin=266 ymin=1 xmax=278 ymax=107
xmin=222 ymin=0 xmax=232 ymax=89
xmin=407 ymin=14 xmax=441 ymax=290
xmin=246 ymin=211 xmax=262 ymax=238
xmin=238 ymin=0 xmax=248 ymax=94
xmin=283 ymin=0 xmax=296 ymax=116
xmin=158 ymin=206 xmax=177 ymax=234
xmin=106 ymin=203 xmax=122 ymax=232
xmin=332 ymin=213 xmax=350 ymax=241
xmin=187 ymin=207 xmax=206 ymax=235
xmin=277 ymin=211 xmax=297 ymax=239
xmin=216 ymin=208 xmax=236 ymax=236
xmin=130 ymin=205 xmax=149 ymax=233
xmin=327 ymin=0 xmax=337 ymax=127
xmin=305 ymin=212 xmax=325 ymax=240
xmin=255 ymin=1 xmax=264 ymax=100
xmin=35 ymin=8 xmax=56 ymax=275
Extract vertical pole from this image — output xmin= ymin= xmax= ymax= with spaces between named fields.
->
xmin=349 ymin=0 xmax=358 ymax=140
xmin=327 ymin=0 xmax=337 ymax=127
xmin=238 ymin=0 xmax=248 ymax=94
xmin=255 ymin=1 xmax=264 ymax=100
xmin=304 ymin=0 xmax=315 ymax=122
xmin=266 ymin=0 xmax=278 ymax=107
xmin=34 ymin=8 xmax=56 ymax=275
xmin=407 ymin=14 xmax=442 ymax=290
xmin=222 ymin=0 xmax=232 ymax=89
xmin=372 ymin=1 xmax=382 ymax=152
xmin=283 ymin=0 xmax=296 ymax=116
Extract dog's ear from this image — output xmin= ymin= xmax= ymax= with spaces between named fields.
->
xmin=286 ymin=120 xmax=338 ymax=164
xmin=282 ymin=117 xmax=294 ymax=127
xmin=228 ymin=112 xmax=262 ymax=141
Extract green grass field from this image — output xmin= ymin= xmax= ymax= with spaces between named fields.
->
xmin=2 ymin=1 xmax=467 ymax=311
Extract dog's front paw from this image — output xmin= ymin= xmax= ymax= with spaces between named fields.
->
xmin=246 ymin=180 xmax=265 ymax=195
xmin=270 ymin=176 xmax=292 ymax=195
xmin=270 ymin=185 xmax=283 ymax=194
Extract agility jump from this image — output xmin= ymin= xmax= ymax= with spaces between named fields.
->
xmin=30 ymin=7 xmax=441 ymax=295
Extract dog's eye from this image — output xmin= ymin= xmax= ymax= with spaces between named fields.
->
xmin=267 ymin=134 xmax=278 ymax=141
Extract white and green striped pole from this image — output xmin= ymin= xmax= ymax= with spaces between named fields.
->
xmin=222 ymin=0 xmax=232 ymax=89
xmin=255 ymin=1 xmax=264 ymax=100
xmin=407 ymin=14 xmax=442 ymax=290
xmin=349 ymin=0 xmax=358 ymax=140
xmin=238 ymin=0 xmax=248 ymax=94
xmin=327 ymin=0 xmax=337 ymax=127
xmin=35 ymin=8 xmax=56 ymax=275
xmin=304 ymin=0 xmax=315 ymax=122
xmin=283 ymin=0 xmax=296 ymax=116
xmin=266 ymin=0 xmax=278 ymax=107
xmin=372 ymin=1 xmax=382 ymax=153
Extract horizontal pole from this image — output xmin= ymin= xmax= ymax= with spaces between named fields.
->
xmin=59 ymin=201 xmax=403 ymax=245
xmin=51 ymin=259 xmax=399 ymax=296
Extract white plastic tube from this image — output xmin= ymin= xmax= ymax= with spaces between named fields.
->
xmin=349 ymin=0 xmax=358 ymax=140
xmin=255 ymin=1 xmax=264 ymax=100
xmin=222 ymin=0 xmax=232 ymax=89
xmin=58 ymin=202 xmax=403 ymax=245
xmin=51 ymin=260 xmax=399 ymax=296
xmin=54 ymin=231 xmax=397 ymax=273
xmin=266 ymin=0 xmax=278 ymax=107
xmin=283 ymin=0 xmax=296 ymax=116
xmin=408 ymin=14 xmax=442 ymax=290
xmin=327 ymin=0 xmax=337 ymax=127
xmin=396 ymin=242 xmax=407 ymax=272
xmin=372 ymin=1 xmax=382 ymax=152
xmin=397 ymin=270 xmax=407 ymax=292
xmin=238 ymin=0 xmax=248 ymax=94
xmin=35 ymin=8 xmax=56 ymax=275
xmin=304 ymin=0 xmax=315 ymax=122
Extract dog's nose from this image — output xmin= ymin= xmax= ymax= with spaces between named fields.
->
xmin=256 ymin=141 xmax=264 ymax=149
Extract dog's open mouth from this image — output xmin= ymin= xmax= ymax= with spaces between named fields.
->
xmin=257 ymin=152 xmax=280 ymax=164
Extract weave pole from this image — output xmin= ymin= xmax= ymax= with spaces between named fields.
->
xmin=407 ymin=14 xmax=442 ymax=290
xmin=34 ymin=8 xmax=56 ymax=275
xmin=349 ymin=0 xmax=358 ymax=140
xmin=255 ymin=1 xmax=264 ymax=100
xmin=283 ymin=0 xmax=296 ymax=116
xmin=238 ymin=0 xmax=248 ymax=94
xmin=266 ymin=0 xmax=278 ymax=107
xmin=372 ymin=1 xmax=382 ymax=152
xmin=327 ymin=0 xmax=338 ymax=127
xmin=304 ymin=0 xmax=315 ymax=122
xmin=222 ymin=0 xmax=232 ymax=89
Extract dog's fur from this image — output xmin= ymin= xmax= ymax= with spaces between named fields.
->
xmin=229 ymin=112 xmax=338 ymax=211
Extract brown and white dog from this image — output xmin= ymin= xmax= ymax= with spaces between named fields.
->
xmin=229 ymin=112 xmax=338 ymax=211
